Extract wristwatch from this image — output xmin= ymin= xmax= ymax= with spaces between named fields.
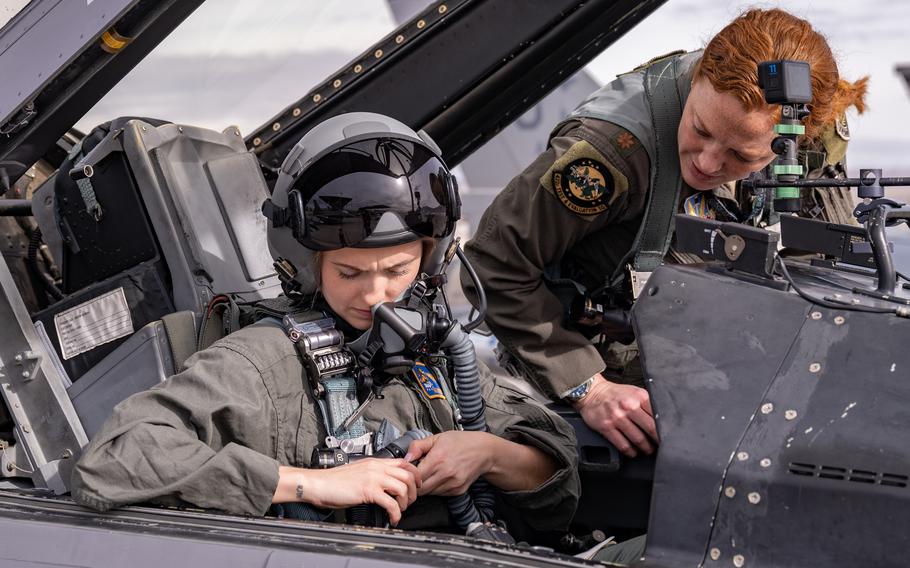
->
xmin=563 ymin=377 xmax=595 ymax=404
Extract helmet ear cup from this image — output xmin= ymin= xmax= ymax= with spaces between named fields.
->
xmin=287 ymin=189 xmax=307 ymax=242
xmin=446 ymin=170 xmax=461 ymax=231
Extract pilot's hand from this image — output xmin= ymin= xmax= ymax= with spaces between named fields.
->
xmin=406 ymin=431 xmax=493 ymax=497
xmin=574 ymin=373 xmax=659 ymax=457
xmin=287 ymin=458 xmax=420 ymax=526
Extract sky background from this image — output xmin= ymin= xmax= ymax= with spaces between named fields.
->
xmin=60 ymin=0 xmax=910 ymax=178
xmin=3 ymin=0 xmax=907 ymax=176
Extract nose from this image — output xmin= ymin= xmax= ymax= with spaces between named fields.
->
xmin=695 ymin=145 xmax=724 ymax=175
xmin=361 ymin=276 xmax=391 ymax=307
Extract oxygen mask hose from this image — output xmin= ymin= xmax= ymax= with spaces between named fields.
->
xmin=365 ymin=273 xmax=501 ymax=531
xmin=439 ymin=323 xmax=498 ymax=527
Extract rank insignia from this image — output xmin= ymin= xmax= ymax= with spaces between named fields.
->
xmin=552 ymin=158 xmax=613 ymax=215
xmin=410 ymin=362 xmax=445 ymax=400
xmin=684 ymin=192 xmax=716 ymax=220
xmin=616 ymin=131 xmax=637 ymax=150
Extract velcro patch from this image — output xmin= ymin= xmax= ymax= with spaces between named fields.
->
xmin=410 ymin=362 xmax=445 ymax=400
xmin=540 ymin=140 xmax=628 ymax=217
xmin=684 ymin=192 xmax=716 ymax=220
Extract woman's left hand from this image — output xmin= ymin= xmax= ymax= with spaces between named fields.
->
xmin=406 ymin=431 xmax=495 ymax=496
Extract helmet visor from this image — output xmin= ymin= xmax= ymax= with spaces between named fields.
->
xmin=291 ymin=139 xmax=457 ymax=251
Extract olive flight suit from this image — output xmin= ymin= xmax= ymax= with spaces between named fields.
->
xmin=70 ymin=313 xmax=580 ymax=534
xmin=461 ymin=50 xmax=855 ymax=399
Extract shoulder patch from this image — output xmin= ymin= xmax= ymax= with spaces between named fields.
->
xmin=683 ymin=193 xmax=715 ymax=220
xmin=410 ymin=362 xmax=445 ymax=400
xmin=835 ymin=114 xmax=850 ymax=141
xmin=540 ymin=140 xmax=628 ymax=216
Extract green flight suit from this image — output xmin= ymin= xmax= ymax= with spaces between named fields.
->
xmin=460 ymin=51 xmax=854 ymax=400
xmin=71 ymin=316 xmax=580 ymax=533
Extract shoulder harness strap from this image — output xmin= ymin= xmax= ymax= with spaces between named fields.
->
xmin=630 ymin=55 xmax=689 ymax=274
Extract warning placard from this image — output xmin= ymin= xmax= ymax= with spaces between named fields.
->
xmin=53 ymin=287 xmax=134 ymax=360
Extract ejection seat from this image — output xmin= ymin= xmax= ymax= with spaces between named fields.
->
xmin=30 ymin=117 xmax=282 ymax=437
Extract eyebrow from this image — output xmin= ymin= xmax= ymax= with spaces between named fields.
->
xmin=331 ymin=260 xmax=412 ymax=271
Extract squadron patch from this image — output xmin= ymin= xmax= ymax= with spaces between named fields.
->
xmin=410 ymin=362 xmax=445 ymax=400
xmin=540 ymin=140 xmax=627 ymax=218
xmin=553 ymin=159 xmax=613 ymax=215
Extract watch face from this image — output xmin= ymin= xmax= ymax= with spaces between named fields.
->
xmin=567 ymin=382 xmax=589 ymax=401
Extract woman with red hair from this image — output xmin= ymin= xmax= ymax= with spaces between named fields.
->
xmin=461 ymin=7 xmax=867 ymax=487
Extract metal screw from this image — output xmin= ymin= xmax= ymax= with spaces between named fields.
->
xmin=438 ymin=4 xmax=447 ymax=13
xmin=760 ymin=458 xmax=772 ymax=468
xmin=252 ymin=137 xmax=261 ymax=146
xmin=809 ymin=363 xmax=821 ymax=373
xmin=333 ymin=79 xmax=342 ymax=88
xmin=810 ymin=311 xmax=822 ymax=320
xmin=834 ymin=316 xmax=845 ymax=325
xmin=374 ymin=49 xmax=383 ymax=58
xmin=785 ymin=410 xmax=798 ymax=420
xmin=737 ymin=451 xmax=749 ymax=461
xmin=292 ymin=108 xmax=301 ymax=117
xmin=724 ymin=486 xmax=736 ymax=498
xmin=354 ymin=64 xmax=363 ymax=73
xmin=271 ymin=122 xmax=281 ymax=131
xmin=312 ymin=94 xmax=322 ymax=103
xmin=21 ymin=371 xmax=30 ymax=379
xmin=760 ymin=403 xmax=773 ymax=414
xmin=14 ymin=354 xmax=22 ymax=363
xmin=733 ymin=554 xmax=745 ymax=567
xmin=748 ymin=492 xmax=761 ymax=504
xmin=417 ymin=19 xmax=426 ymax=28
xmin=710 ymin=548 xmax=721 ymax=561
xmin=395 ymin=34 xmax=404 ymax=44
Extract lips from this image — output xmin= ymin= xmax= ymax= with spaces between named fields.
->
xmin=351 ymin=308 xmax=372 ymax=319
xmin=689 ymin=161 xmax=718 ymax=185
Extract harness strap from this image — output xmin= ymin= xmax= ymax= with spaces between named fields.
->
xmin=631 ymin=55 xmax=688 ymax=273
xmin=261 ymin=313 xmax=368 ymax=441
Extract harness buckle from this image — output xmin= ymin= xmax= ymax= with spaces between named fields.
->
xmin=627 ymin=265 xmax=653 ymax=299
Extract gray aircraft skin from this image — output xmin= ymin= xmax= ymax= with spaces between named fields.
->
xmin=1 ymin=2 xmax=910 ymax=568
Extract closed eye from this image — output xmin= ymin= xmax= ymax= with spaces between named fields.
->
xmin=732 ymin=151 xmax=763 ymax=164
xmin=386 ymin=267 xmax=412 ymax=279
xmin=337 ymin=270 xmax=360 ymax=280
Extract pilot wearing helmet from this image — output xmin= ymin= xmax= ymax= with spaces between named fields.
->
xmin=70 ymin=112 xmax=580 ymax=539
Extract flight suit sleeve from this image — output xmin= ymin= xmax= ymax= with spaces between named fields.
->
xmin=461 ymin=118 xmax=650 ymax=398
xmin=70 ymin=343 xmax=282 ymax=516
xmin=480 ymin=365 xmax=580 ymax=532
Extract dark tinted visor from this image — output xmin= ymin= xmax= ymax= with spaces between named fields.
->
xmin=290 ymin=138 xmax=456 ymax=250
